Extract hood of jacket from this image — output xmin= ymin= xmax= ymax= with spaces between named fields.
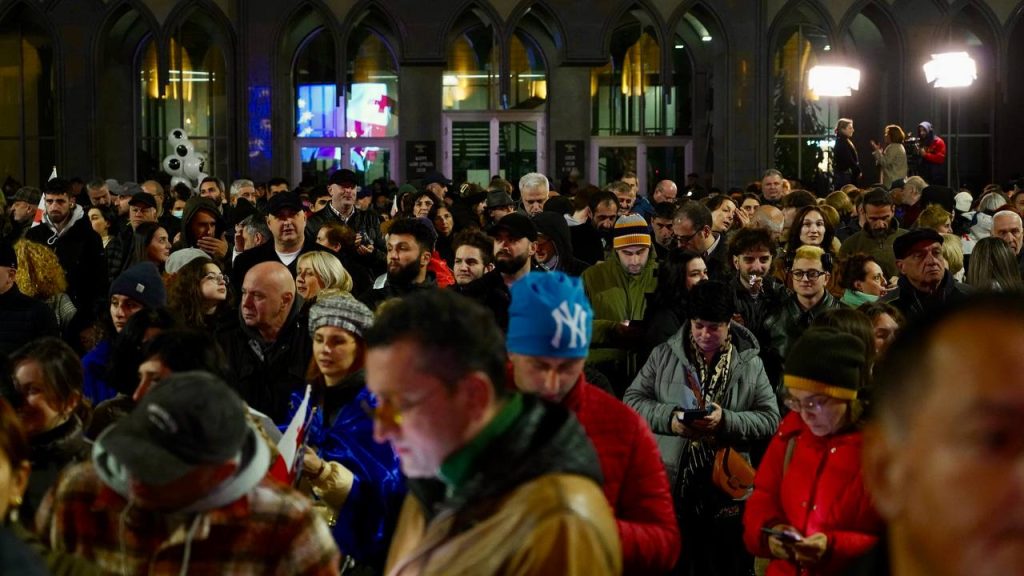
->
xmin=92 ymin=421 xmax=271 ymax=514
xmin=180 ymin=196 xmax=226 ymax=247
xmin=407 ymin=394 xmax=603 ymax=522
xmin=39 ymin=203 xmax=85 ymax=244
xmin=531 ymin=211 xmax=576 ymax=271
xmin=918 ymin=121 xmax=935 ymax=144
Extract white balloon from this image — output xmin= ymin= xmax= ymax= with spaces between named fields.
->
xmin=162 ymin=154 xmax=185 ymax=176
xmin=167 ymin=128 xmax=189 ymax=145
xmin=183 ymin=154 xmax=205 ymax=180
xmin=170 ymin=176 xmax=193 ymax=191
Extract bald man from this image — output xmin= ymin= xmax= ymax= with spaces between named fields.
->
xmin=652 ymin=180 xmax=678 ymax=204
xmin=218 ymin=260 xmax=311 ymax=422
xmin=751 ymin=205 xmax=785 ymax=244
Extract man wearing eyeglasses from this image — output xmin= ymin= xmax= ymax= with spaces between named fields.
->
xmin=881 ymin=228 xmax=970 ymax=320
xmin=672 ymin=201 xmax=732 ymax=281
xmin=764 ymin=245 xmax=843 ymax=365
xmin=364 ymin=289 xmax=622 ymax=576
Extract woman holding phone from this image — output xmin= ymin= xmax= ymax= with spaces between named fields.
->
xmin=743 ymin=327 xmax=883 ymax=575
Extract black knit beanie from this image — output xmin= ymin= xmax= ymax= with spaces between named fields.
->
xmin=784 ymin=326 xmax=865 ymax=399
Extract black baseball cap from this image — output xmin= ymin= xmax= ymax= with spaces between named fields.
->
xmin=328 ymin=169 xmax=358 ymax=187
xmin=893 ymin=228 xmax=944 ymax=260
xmin=97 ymin=372 xmax=250 ymax=485
xmin=128 ymin=192 xmax=157 ymax=209
xmin=266 ymin=191 xmax=304 ymax=215
xmin=488 ymin=212 xmax=538 ymax=242
xmin=423 ymin=171 xmax=452 ymax=188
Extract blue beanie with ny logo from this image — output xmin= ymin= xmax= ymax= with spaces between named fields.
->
xmin=507 ymin=271 xmax=593 ymax=359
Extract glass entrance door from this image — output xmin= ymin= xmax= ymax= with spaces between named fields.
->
xmin=590 ymin=137 xmax=694 ymax=196
xmin=293 ymin=138 xmax=398 ymax=187
xmin=444 ymin=113 xmax=545 ymax=187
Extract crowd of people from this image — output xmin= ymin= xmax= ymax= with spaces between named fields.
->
xmin=0 ymin=160 xmax=1022 ymax=576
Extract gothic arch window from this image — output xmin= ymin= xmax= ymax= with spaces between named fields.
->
xmin=0 ymin=4 xmax=57 ymax=186
xmin=138 ymin=7 xmax=231 ymax=181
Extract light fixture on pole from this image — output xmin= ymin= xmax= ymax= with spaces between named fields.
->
xmin=923 ymin=51 xmax=976 ymax=189
xmin=807 ymin=65 xmax=861 ymax=97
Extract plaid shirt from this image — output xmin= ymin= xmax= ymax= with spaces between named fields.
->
xmin=39 ymin=462 xmax=341 ymax=576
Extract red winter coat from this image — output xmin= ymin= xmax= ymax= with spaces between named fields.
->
xmin=563 ymin=377 xmax=681 ymax=575
xmin=743 ymin=412 xmax=883 ymax=576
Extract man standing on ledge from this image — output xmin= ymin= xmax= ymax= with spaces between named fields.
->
xmin=365 ymin=290 xmax=621 ymax=576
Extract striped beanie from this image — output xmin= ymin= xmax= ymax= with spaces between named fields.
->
xmin=612 ymin=214 xmax=652 ymax=250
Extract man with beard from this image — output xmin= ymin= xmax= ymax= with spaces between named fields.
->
xmin=24 ymin=178 xmax=107 ymax=320
xmin=486 ymin=212 xmax=539 ymax=287
xmin=360 ymin=217 xmax=437 ymax=310
xmin=839 ymin=187 xmax=907 ymax=281
xmin=881 ymin=229 xmax=970 ymax=320
xmin=231 ymin=192 xmax=344 ymax=287
xmin=582 ymin=214 xmax=658 ymax=393
xmin=450 ymin=229 xmax=510 ymax=331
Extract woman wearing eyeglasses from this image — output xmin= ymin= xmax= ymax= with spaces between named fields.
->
xmin=764 ymin=245 xmax=843 ymax=364
xmin=743 ymin=327 xmax=883 ymax=575
xmin=166 ymin=253 xmax=234 ymax=332
xmin=285 ymin=291 xmax=405 ymax=573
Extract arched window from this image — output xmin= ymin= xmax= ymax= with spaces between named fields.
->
xmin=443 ymin=25 xmax=498 ymax=111
xmin=772 ymin=23 xmax=833 ymax=191
xmin=0 ymin=5 xmax=56 ymax=186
xmin=138 ymin=10 xmax=230 ymax=181
xmin=592 ymin=8 xmax=668 ymax=136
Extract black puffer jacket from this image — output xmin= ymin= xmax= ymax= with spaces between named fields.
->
xmin=0 ymin=285 xmax=59 ymax=357
xmin=450 ymin=270 xmax=511 ymax=332
xmin=881 ymin=270 xmax=971 ymax=321
xmin=22 ymin=417 xmax=89 ymax=523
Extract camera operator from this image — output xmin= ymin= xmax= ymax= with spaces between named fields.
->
xmin=915 ymin=122 xmax=947 ymax=185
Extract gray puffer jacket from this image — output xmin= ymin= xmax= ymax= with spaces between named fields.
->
xmin=624 ymin=322 xmax=780 ymax=487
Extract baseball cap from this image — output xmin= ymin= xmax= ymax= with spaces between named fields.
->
xmin=488 ymin=212 xmax=538 ymax=242
xmin=97 ymin=371 xmax=250 ymax=486
xmin=128 ymin=192 xmax=157 ymax=209
xmin=507 ymin=272 xmax=592 ymax=359
xmin=893 ymin=228 xmax=944 ymax=260
xmin=422 ymin=171 xmax=452 ymax=188
xmin=328 ymin=169 xmax=358 ymax=187
xmin=266 ymin=191 xmax=304 ymax=215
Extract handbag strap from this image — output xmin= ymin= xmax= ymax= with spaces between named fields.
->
xmin=685 ymin=367 xmax=706 ymax=409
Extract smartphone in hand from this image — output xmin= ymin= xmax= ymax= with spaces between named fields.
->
xmin=676 ymin=408 xmax=711 ymax=424
xmin=761 ymin=527 xmax=802 ymax=543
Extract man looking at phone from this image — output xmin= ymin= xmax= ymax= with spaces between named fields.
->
xmin=859 ymin=293 xmax=1024 ymax=576
xmin=508 ymin=272 xmax=680 ymax=575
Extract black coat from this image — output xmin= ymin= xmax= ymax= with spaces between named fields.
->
xmin=230 ymin=239 xmax=372 ymax=296
xmin=217 ymin=301 xmax=311 ymax=423
xmin=881 ymin=271 xmax=971 ymax=321
xmin=22 ymin=417 xmax=88 ymax=523
xmin=450 ymin=270 xmax=511 ymax=332
xmin=0 ymin=285 xmax=59 ymax=357
xmin=24 ymin=210 xmax=107 ymax=319
xmin=306 ymin=206 xmax=385 ymax=276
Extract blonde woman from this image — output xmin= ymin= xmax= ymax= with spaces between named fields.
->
xmin=14 ymin=240 xmax=77 ymax=331
xmin=295 ymin=251 xmax=353 ymax=304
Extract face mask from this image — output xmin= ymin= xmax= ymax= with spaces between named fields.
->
xmin=172 ymin=210 xmax=184 ymax=219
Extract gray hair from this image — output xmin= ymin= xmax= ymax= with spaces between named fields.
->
xmin=518 ymin=172 xmax=549 ymax=193
xmin=230 ymin=179 xmax=254 ymax=199
xmin=240 ymin=214 xmax=271 ymax=245
xmin=904 ymin=176 xmax=927 ymax=194
xmin=762 ymin=168 xmax=784 ymax=180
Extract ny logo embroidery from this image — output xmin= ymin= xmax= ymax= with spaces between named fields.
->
xmin=550 ymin=301 xmax=589 ymax=349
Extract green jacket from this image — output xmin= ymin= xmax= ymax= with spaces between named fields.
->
xmin=838 ymin=228 xmax=907 ymax=279
xmin=581 ymin=255 xmax=658 ymax=362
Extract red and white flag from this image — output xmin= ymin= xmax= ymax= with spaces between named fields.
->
xmin=31 ymin=165 xmax=57 ymax=228
xmin=268 ymin=385 xmax=312 ymax=485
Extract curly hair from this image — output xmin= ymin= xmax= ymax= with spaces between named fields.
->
xmin=835 ymin=253 xmax=879 ymax=291
xmin=14 ymin=239 xmax=68 ymax=299
xmin=167 ymin=258 xmax=232 ymax=330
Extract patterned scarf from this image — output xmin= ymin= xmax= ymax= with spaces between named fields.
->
xmin=677 ymin=332 xmax=733 ymax=516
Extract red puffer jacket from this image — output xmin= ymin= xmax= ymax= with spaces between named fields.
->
xmin=743 ymin=412 xmax=883 ymax=576
xmin=563 ymin=377 xmax=681 ymax=576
